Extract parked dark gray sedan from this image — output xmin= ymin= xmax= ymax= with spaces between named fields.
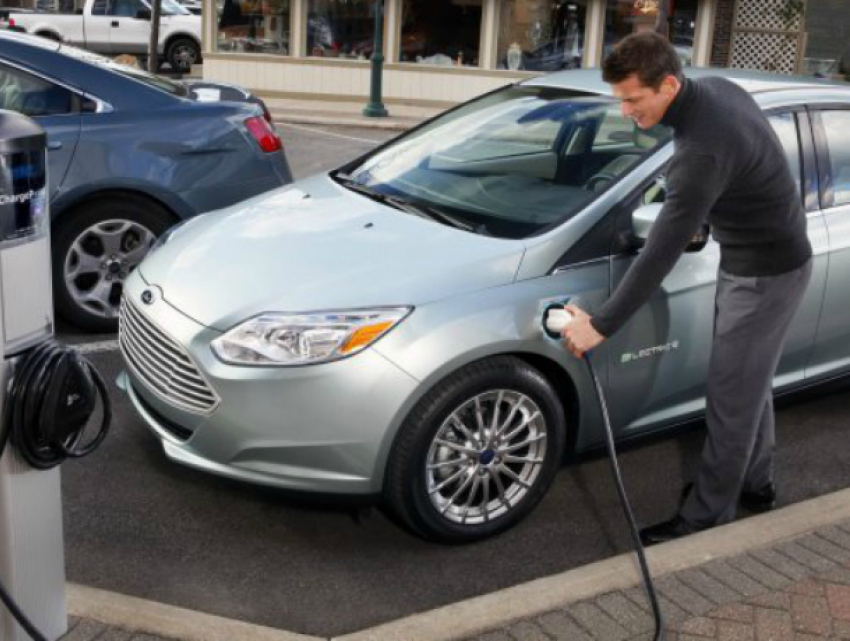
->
xmin=0 ymin=29 xmax=292 ymax=330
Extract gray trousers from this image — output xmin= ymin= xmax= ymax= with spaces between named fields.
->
xmin=680 ymin=258 xmax=813 ymax=528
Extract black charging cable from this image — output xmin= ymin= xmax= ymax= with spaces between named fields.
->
xmin=584 ymin=354 xmax=665 ymax=641
xmin=0 ymin=339 xmax=112 ymax=641
xmin=544 ymin=306 xmax=664 ymax=640
xmin=0 ymin=339 xmax=112 ymax=469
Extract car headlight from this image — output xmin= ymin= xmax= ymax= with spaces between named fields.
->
xmin=211 ymin=307 xmax=412 ymax=366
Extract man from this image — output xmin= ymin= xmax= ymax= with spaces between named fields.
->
xmin=563 ymin=33 xmax=812 ymax=545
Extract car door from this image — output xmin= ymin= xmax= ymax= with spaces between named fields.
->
xmin=84 ymin=0 xmax=114 ymax=53
xmin=807 ymin=108 xmax=850 ymax=378
xmin=0 ymin=63 xmax=81 ymax=200
xmin=108 ymin=0 xmax=151 ymax=54
xmin=604 ymin=109 xmax=827 ymax=437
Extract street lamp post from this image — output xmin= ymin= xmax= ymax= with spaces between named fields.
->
xmin=363 ymin=0 xmax=389 ymax=117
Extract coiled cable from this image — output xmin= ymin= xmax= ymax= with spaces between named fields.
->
xmin=0 ymin=339 xmax=111 ymax=641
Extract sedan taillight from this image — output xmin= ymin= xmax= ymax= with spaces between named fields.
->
xmin=244 ymin=116 xmax=282 ymax=153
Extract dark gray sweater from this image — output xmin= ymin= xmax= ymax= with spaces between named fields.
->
xmin=591 ymin=76 xmax=812 ymax=338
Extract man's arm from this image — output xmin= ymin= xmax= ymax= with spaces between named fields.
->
xmin=589 ymin=152 xmax=724 ymax=338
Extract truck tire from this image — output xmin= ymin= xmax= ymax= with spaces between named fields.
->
xmin=35 ymin=31 xmax=62 ymax=41
xmin=166 ymin=37 xmax=199 ymax=73
xmin=52 ymin=196 xmax=176 ymax=332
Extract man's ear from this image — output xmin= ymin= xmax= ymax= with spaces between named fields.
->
xmin=659 ymin=75 xmax=681 ymax=99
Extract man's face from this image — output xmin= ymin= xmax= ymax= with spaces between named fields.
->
xmin=611 ymin=74 xmax=679 ymax=129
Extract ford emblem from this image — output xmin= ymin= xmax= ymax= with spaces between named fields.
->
xmin=141 ymin=290 xmax=155 ymax=305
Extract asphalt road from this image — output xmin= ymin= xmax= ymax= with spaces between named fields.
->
xmin=56 ymin=123 xmax=850 ymax=637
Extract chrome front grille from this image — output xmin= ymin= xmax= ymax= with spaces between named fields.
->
xmin=119 ymin=297 xmax=220 ymax=415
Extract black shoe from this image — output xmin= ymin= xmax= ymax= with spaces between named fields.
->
xmin=639 ymin=516 xmax=701 ymax=547
xmin=739 ymin=484 xmax=776 ymax=513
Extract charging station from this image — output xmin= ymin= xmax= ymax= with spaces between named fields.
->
xmin=0 ymin=111 xmax=64 ymax=641
xmin=0 ymin=111 xmax=111 ymax=641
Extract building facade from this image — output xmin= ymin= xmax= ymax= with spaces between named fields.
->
xmin=14 ymin=0 xmax=847 ymax=105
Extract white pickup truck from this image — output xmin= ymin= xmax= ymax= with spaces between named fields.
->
xmin=6 ymin=0 xmax=201 ymax=71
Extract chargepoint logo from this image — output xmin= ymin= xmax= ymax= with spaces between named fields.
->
xmin=0 ymin=189 xmax=37 ymax=206
xmin=621 ymin=341 xmax=680 ymax=364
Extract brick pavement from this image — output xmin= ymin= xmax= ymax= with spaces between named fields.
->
xmin=466 ymin=521 xmax=850 ymax=641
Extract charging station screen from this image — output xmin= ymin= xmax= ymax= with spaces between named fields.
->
xmin=0 ymin=150 xmax=47 ymax=244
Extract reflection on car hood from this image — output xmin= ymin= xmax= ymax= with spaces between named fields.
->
xmin=139 ymin=175 xmax=526 ymax=330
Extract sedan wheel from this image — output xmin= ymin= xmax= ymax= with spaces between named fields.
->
xmin=386 ymin=357 xmax=566 ymax=543
xmin=52 ymin=198 xmax=174 ymax=332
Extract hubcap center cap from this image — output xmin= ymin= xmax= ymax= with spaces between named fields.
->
xmin=106 ymin=260 xmax=122 ymax=274
xmin=479 ymin=450 xmax=496 ymax=466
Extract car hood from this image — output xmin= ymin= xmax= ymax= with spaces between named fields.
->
xmin=139 ymin=175 xmax=526 ymax=330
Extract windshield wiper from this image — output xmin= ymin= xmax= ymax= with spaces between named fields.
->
xmin=332 ymin=172 xmax=487 ymax=234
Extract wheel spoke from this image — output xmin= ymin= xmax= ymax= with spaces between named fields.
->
xmin=495 ymin=394 xmax=524 ymax=437
xmin=66 ymin=250 xmax=103 ymax=281
xmin=441 ymin=471 xmax=476 ymax=515
xmin=481 ymin=476 xmax=491 ymax=522
xmin=502 ymin=454 xmax=544 ymax=465
xmin=501 ymin=433 xmax=546 ymax=454
xmin=459 ymin=475 xmax=482 ymax=524
xmin=497 ymin=465 xmax=532 ymax=489
xmin=429 ymin=466 xmax=468 ymax=495
xmin=448 ymin=415 xmax=480 ymax=449
xmin=489 ymin=390 xmax=504 ymax=436
xmin=502 ymin=411 xmax=541 ymax=442
xmin=433 ymin=438 xmax=479 ymax=457
xmin=474 ymin=395 xmax=486 ymax=433
xmin=426 ymin=457 xmax=466 ymax=470
xmin=492 ymin=471 xmax=511 ymax=511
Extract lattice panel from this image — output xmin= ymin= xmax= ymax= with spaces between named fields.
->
xmin=730 ymin=30 xmax=801 ymax=74
xmin=734 ymin=0 xmax=804 ymax=31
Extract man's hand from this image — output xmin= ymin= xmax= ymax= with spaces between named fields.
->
xmin=562 ymin=304 xmax=605 ymax=358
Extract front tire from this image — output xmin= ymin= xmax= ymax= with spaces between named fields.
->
xmin=51 ymin=197 xmax=175 ymax=332
xmin=385 ymin=357 xmax=566 ymax=543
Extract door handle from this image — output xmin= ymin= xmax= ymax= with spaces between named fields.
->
xmin=111 ymin=20 xmax=119 ymax=26
xmin=47 ymin=141 xmax=63 ymax=151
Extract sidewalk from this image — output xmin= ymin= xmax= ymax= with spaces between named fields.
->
xmin=262 ymin=96 xmax=443 ymax=130
xmin=55 ymin=487 xmax=850 ymax=641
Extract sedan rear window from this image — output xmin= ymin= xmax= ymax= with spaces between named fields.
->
xmin=55 ymin=43 xmax=188 ymax=97
xmin=342 ymin=85 xmax=671 ymax=239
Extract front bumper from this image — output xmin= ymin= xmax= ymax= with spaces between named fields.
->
xmin=118 ymin=276 xmax=419 ymax=495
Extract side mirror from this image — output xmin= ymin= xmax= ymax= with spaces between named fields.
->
xmin=135 ymin=7 xmax=151 ymax=19
xmin=629 ymin=203 xmax=709 ymax=253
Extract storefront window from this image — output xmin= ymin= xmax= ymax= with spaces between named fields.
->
xmin=603 ymin=0 xmax=697 ymax=67
xmin=400 ymin=0 xmax=483 ymax=67
xmin=217 ymin=0 xmax=290 ymax=55
xmin=306 ymin=0 xmax=374 ymax=59
xmin=497 ymin=0 xmax=589 ymax=71
xmin=800 ymin=0 xmax=850 ymax=81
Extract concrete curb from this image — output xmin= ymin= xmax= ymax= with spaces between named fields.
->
xmin=68 ymin=487 xmax=850 ymax=641
xmin=67 ymin=584 xmax=322 ymax=641
xmin=271 ymin=114 xmax=419 ymax=131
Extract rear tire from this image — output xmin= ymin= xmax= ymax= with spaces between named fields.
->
xmin=51 ymin=197 xmax=175 ymax=332
xmin=166 ymin=37 xmax=199 ymax=73
xmin=385 ymin=356 xmax=566 ymax=543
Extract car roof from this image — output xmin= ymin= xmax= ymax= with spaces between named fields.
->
xmin=522 ymin=67 xmax=849 ymax=96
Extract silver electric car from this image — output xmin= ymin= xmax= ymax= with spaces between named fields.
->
xmin=118 ymin=69 xmax=850 ymax=543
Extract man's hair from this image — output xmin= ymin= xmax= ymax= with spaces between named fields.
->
xmin=602 ymin=32 xmax=683 ymax=89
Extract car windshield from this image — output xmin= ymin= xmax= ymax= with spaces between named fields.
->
xmin=341 ymin=85 xmax=672 ymax=239
xmin=56 ymin=42 xmax=188 ymax=96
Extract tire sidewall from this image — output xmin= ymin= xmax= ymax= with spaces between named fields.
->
xmin=51 ymin=198 xmax=174 ymax=332
xmin=390 ymin=358 xmax=566 ymax=543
